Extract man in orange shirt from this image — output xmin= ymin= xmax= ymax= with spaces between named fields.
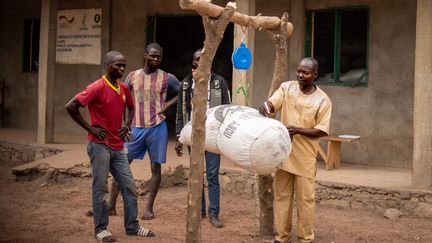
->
xmin=260 ymin=57 xmax=332 ymax=243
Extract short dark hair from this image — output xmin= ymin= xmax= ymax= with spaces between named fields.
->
xmin=302 ymin=57 xmax=318 ymax=73
xmin=104 ymin=51 xmax=123 ymax=65
xmin=145 ymin=43 xmax=163 ymax=54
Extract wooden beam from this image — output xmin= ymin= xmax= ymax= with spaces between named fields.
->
xmin=179 ymin=0 xmax=293 ymax=37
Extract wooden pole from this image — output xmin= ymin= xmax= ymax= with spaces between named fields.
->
xmin=257 ymin=12 xmax=290 ymax=237
xmin=184 ymin=2 xmax=236 ymax=242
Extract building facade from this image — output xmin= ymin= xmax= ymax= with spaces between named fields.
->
xmin=0 ymin=0 xmax=430 ymax=188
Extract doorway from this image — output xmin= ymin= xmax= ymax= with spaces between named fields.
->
xmin=147 ymin=15 xmax=234 ymax=136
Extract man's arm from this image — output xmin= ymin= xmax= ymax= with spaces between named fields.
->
xmin=259 ymin=100 xmax=328 ymax=138
xmin=158 ymin=95 xmax=178 ymax=114
xmin=288 ymin=97 xmax=332 ymax=138
xmin=64 ymin=97 xmax=106 ymax=139
xmin=159 ymin=74 xmax=180 ymax=114
xmin=220 ymin=76 xmax=231 ymax=104
xmin=167 ymin=74 xmax=180 ymax=96
xmin=286 ymin=126 xmax=328 ymax=138
xmin=118 ymin=102 xmax=135 ymax=141
xmin=174 ymin=80 xmax=186 ymax=157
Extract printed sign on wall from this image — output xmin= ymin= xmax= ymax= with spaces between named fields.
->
xmin=56 ymin=9 xmax=102 ymax=64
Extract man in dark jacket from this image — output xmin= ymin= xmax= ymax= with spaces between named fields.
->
xmin=175 ymin=48 xmax=230 ymax=228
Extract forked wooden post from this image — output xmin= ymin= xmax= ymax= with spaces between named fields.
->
xmin=258 ymin=12 xmax=290 ymax=237
xmin=178 ymin=0 xmax=293 ymax=241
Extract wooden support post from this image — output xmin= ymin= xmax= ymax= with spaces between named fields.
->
xmin=257 ymin=12 xmax=290 ymax=237
xmin=179 ymin=0 xmax=294 ymax=239
xmin=181 ymin=1 xmax=236 ymax=242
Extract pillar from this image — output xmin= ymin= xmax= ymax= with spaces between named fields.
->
xmin=37 ymin=0 xmax=57 ymax=144
xmin=412 ymin=0 xmax=432 ymax=189
xmin=288 ymin=0 xmax=305 ymax=80
xmin=232 ymin=0 xmax=255 ymax=106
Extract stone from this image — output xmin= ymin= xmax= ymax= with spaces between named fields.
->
xmin=424 ymin=195 xmax=432 ymax=204
xmin=350 ymin=200 xmax=365 ymax=209
xmin=383 ymin=208 xmax=403 ymax=219
xmin=160 ymin=165 xmax=186 ymax=187
xmin=399 ymin=190 xmax=411 ymax=200
xmin=320 ymin=199 xmax=350 ymax=210
xmin=410 ymin=197 xmax=419 ymax=202
xmin=220 ymin=174 xmax=232 ymax=192
xmin=402 ymin=201 xmax=417 ymax=212
xmin=414 ymin=202 xmax=432 ymax=219
xmin=234 ymin=181 xmax=246 ymax=194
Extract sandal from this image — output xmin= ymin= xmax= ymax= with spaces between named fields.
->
xmin=95 ymin=230 xmax=116 ymax=242
xmin=128 ymin=226 xmax=155 ymax=237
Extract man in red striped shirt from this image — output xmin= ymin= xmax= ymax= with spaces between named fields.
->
xmin=107 ymin=43 xmax=180 ymax=220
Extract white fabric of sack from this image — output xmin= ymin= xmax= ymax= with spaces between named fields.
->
xmin=179 ymin=105 xmax=233 ymax=154
xmin=179 ymin=105 xmax=292 ymax=175
xmin=216 ymin=105 xmax=291 ymax=175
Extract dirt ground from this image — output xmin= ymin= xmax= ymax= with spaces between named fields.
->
xmin=1 ymin=159 xmax=432 ymax=243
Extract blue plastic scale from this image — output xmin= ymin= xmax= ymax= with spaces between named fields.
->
xmin=232 ymin=42 xmax=252 ymax=70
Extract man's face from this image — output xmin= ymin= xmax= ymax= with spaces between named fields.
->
xmin=296 ymin=60 xmax=316 ymax=86
xmin=106 ymin=54 xmax=126 ymax=79
xmin=192 ymin=51 xmax=202 ymax=69
xmin=145 ymin=48 xmax=162 ymax=69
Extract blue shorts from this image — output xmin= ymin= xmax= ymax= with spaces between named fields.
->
xmin=125 ymin=121 xmax=168 ymax=164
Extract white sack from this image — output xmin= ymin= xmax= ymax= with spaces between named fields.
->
xmin=179 ymin=105 xmax=292 ymax=174
xmin=216 ymin=106 xmax=291 ymax=175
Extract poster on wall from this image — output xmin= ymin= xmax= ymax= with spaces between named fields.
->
xmin=56 ymin=9 xmax=102 ymax=64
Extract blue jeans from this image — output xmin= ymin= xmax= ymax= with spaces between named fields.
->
xmin=202 ymin=151 xmax=221 ymax=218
xmin=87 ymin=141 xmax=139 ymax=234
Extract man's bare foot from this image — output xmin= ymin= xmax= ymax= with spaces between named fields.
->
xmin=141 ymin=211 xmax=155 ymax=220
xmin=108 ymin=208 xmax=117 ymax=216
xmin=108 ymin=209 xmax=117 ymax=216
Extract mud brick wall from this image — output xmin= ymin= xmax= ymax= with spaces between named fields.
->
xmin=214 ymin=168 xmax=432 ymax=219
xmin=316 ymin=182 xmax=432 ymax=219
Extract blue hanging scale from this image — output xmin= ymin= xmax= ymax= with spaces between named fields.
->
xmin=232 ymin=42 xmax=252 ymax=70
xmin=232 ymin=26 xmax=252 ymax=97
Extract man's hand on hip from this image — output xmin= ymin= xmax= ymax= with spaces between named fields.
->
xmin=90 ymin=126 xmax=107 ymax=140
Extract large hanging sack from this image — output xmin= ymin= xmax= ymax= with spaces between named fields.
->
xmin=179 ymin=105 xmax=291 ymax=174
xmin=216 ymin=105 xmax=292 ymax=175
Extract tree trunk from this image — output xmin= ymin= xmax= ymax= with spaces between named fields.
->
xmin=258 ymin=12 xmax=290 ymax=237
xmin=184 ymin=3 xmax=236 ymax=243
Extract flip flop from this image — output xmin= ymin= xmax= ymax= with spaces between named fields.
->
xmin=95 ymin=230 xmax=116 ymax=242
xmin=127 ymin=226 xmax=155 ymax=237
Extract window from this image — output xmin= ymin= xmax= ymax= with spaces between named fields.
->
xmin=23 ymin=18 xmax=40 ymax=72
xmin=305 ymin=8 xmax=368 ymax=86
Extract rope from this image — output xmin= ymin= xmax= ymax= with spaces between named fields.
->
xmin=235 ymin=69 xmax=249 ymax=97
